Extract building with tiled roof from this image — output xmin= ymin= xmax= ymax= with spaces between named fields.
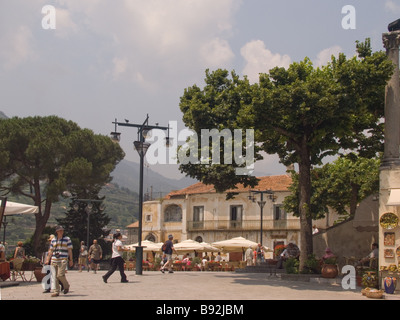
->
xmin=166 ymin=175 xmax=293 ymax=199
xmin=140 ymin=174 xmax=302 ymax=253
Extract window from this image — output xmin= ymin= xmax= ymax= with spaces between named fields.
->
xmin=273 ymin=205 xmax=287 ymax=229
xmin=164 ymin=204 xmax=182 ymax=222
xmin=274 ymin=205 xmax=286 ymax=220
xmin=230 ymin=205 xmax=243 ymax=228
xmin=145 ymin=214 xmax=152 ymax=222
xmin=193 ymin=206 xmax=204 ymax=228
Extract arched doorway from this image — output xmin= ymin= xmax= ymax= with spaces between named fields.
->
xmin=145 ymin=234 xmax=156 ymax=242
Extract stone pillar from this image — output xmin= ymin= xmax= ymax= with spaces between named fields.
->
xmin=382 ymin=31 xmax=400 ymax=168
xmin=379 ymin=31 xmax=400 ymax=283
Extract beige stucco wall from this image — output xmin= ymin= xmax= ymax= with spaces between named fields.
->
xmin=313 ymin=195 xmax=379 ymax=268
xmin=141 ymin=190 xmax=302 ymax=253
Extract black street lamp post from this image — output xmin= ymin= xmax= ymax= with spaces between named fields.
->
xmin=111 ymin=114 xmax=170 ymax=275
xmin=248 ymin=190 xmax=275 ymax=247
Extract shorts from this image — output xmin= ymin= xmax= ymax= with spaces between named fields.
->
xmin=78 ymin=256 xmax=87 ymax=264
xmin=165 ymin=254 xmax=172 ymax=261
xmin=91 ymin=259 xmax=100 ymax=264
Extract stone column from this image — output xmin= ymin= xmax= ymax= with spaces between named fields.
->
xmin=382 ymin=31 xmax=400 ymax=168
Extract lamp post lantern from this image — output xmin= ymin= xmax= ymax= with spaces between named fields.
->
xmin=111 ymin=114 xmax=170 ymax=275
xmin=248 ymin=190 xmax=275 ymax=247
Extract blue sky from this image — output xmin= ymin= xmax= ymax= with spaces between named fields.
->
xmin=0 ymin=0 xmax=399 ymax=179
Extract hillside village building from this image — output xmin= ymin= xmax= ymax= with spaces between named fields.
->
xmin=139 ymin=175 xmax=302 ymax=254
xmin=126 ymin=173 xmax=379 ymax=267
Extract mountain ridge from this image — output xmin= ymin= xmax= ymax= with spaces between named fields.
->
xmin=110 ymin=159 xmax=198 ymax=197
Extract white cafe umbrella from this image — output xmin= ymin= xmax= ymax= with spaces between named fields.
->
xmin=200 ymin=242 xmax=220 ymax=252
xmin=173 ymin=239 xmax=206 ymax=253
xmin=4 ymin=201 xmax=39 ymax=215
xmin=212 ymin=237 xmax=273 ymax=253
xmin=212 ymin=237 xmax=259 ymax=252
xmin=125 ymin=240 xmax=163 ymax=252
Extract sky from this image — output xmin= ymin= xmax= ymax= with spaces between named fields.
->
xmin=0 ymin=0 xmax=399 ymax=180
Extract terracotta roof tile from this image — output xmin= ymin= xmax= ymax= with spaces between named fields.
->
xmin=126 ymin=221 xmax=139 ymax=228
xmin=165 ymin=175 xmax=292 ymax=198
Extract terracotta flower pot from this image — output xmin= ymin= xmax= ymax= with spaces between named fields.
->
xmin=34 ymin=267 xmax=45 ymax=283
xmin=321 ymin=264 xmax=338 ymax=278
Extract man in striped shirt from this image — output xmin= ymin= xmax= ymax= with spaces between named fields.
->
xmin=45 ymin=225 xmax=73 ymax=297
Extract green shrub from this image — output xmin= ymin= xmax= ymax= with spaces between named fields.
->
xmin=284 ymin=257 xmax=299 ymax=274
xmin=301 ymin=254 xmax=321 ymax=274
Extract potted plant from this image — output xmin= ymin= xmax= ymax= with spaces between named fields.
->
xmin=321 ymin=257 xmax=338 ymax=278
xmin=22 ymin=256 xmax=41 ymax=271
xmin=301 ymin=254 xmax=321 ymax=274
xmin=34 ymin=265 xmax=47 ymax=283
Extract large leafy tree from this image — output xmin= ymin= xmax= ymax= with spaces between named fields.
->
xmin=0 ymin=116 xmax=125 ymax=256
xmin=179 ymin=40 xmax=393 ymax=271
xmin=284 ymin=156 xmax=380 ymax=221
xmin=179 ymin=69 xmax=260 ymax=193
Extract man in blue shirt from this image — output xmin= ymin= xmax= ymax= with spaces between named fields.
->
xmin=161 ymin=234 xmax=175 ymax=274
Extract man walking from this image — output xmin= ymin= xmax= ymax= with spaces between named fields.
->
xmin=45 ymin=225 xmax=73 ymax=297
xmin=88 ymin=239 xmax=103 ymax=273
xmin=160 ymin=234 xmax=175 ymax=274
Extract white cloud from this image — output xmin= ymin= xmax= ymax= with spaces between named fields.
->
xmin=385 ymin=0 xmax=400 ymax=13
xmin=200 ymin=38 xmax=235 ymax=68
xmin=314 ymin=45 xmax=342 ymax=68
xmin=112 ymin=57 xmax=129 ymax=79
xmin=0 ymin=25 xmax=35 ymax=69
xmin=51 ymin=0 xmax=242 ymax=89
xmin=53 ymin=8 xmax=79 ymax=38
xmin=240 ymin=40 xmax=291 ymax=83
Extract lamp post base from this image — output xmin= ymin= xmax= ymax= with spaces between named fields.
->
xmin=135 ymin=246 xmax=143 ymax=275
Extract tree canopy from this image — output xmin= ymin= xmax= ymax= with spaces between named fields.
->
xmin=0 ymin=116 xmax=125 ymax=255
xmin=179 ymin=39 xmax=393 ymax=271
xmin=284 ymin=156 xmax=380 ymax=221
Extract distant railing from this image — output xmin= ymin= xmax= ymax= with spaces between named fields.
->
xmin=187 ymin=219 xmax=300 ymax=231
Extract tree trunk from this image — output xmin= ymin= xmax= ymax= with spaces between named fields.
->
xmin=349 ymin=183 xmax=359 ymax=217
xmin=32 ymin=198 xmax=52 ymax=257
xmin=297 ymin=147 xmax=313 ymax=272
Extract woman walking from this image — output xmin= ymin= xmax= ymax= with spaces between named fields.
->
xmin=102 ymin=233 xmax=129 ymax=283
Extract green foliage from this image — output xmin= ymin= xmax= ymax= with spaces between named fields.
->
xmin=284 ymin=257 xmax=299 ymax=274
xmin=56 ymin=197 xmax=111 ymax=247
xmin=179 ymin=69 xmax=259 ymax=193
xmin=323 ymin=257 xmax=337 ymax=265
xmin=301 ymin=254 xmax=321 ymax=274
xmin=178 ymin=39 xmax=393 ymax=271
xmin=284 ymin=156 xmax=380 ymax=219
xmin=0 ymin=115 xmax=125 ymax=255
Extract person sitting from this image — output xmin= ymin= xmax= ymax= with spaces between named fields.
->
xmin=182 ymin=253 xmax=190 ymax=264
xmin=357 ymin=243 xmax=379 ymax=267
xmin=277 ymin=242 xmax=300 ymax=269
